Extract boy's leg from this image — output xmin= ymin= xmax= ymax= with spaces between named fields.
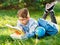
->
xmin=50 ymin=11 xmax=57 ymax=24
xmin=42 ymin=11 xmax=48 ymax=19
xmin=38 ymin=18 xmax=58 ymax=36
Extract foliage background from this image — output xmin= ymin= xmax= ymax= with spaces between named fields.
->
xmin=0 ymin=0 xmax=60 ymax=45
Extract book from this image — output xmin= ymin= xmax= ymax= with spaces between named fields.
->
xmin=6 ymin=24 xmax=24 ymax=35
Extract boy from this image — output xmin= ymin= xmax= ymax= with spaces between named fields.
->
xmin=10 ymin=8 xmax=45 ymax=40
xmin=43 ymin=0 xmax=57 ymax=24
xmin=10 ymin=8 xmax=58 ymax=40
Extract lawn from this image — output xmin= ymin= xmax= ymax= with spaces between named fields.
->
xmin=0 ymin=2 xmax=60 ymax=45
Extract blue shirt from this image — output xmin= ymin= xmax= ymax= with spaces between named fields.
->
xmin=17 ymin=18 xmax=38 ymax=38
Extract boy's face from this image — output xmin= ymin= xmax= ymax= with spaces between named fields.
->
xmin=18 ymin=17 xmax=29 ymax=25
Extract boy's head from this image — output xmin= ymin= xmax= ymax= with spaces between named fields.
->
xmin=17 ymin=8 xmax=30 ymax=25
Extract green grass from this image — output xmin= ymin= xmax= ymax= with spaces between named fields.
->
xmin=0 ymin=2 xmax=60 ymax=45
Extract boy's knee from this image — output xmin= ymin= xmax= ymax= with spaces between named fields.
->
xmin=35 ymin=27 xmax=46 ymax=37
xmin=47 ymin=29 xmax=58 ymax=36
xmin=54 ymin=29 xmax=58 ymax=35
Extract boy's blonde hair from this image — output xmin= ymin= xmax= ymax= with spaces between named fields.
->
xmin=17 ymin=8 xmax=29 ymax=18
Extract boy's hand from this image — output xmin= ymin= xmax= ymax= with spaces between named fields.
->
xmin=15 ymin=30 xmax=24 ymax=35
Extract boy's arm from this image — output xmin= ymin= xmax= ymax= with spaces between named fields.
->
xmin=29 ymin=22 xmax=38 ymax=33
xmin=26 ymin=20 xmax=38 ymax=38
xmin=16 ymin=20 xmax=23 ymax=30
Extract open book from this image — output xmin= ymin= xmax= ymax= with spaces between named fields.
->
xmin=6 ymin=24 xmax=24 ymax=35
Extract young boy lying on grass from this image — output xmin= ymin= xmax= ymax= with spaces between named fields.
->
xmin=7 ymin=8 xmax=58 ymax=40
xmin=10 ymin=8 xmax=39 ymax=40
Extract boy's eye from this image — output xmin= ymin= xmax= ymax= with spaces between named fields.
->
xmin=19 ymin=18 xmax=26 ymax=21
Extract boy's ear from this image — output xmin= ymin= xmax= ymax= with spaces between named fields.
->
xmin=27 ymin=17 xmax=30 ymax=20
xmin=27 ymin=14 xmax=30 ymax=19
